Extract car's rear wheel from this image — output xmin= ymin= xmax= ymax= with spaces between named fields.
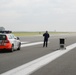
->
xmin=10 ymin=45 xmax=14 ymax=52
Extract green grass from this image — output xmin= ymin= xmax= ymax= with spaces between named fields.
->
xmin=12 ymin=32 xmax=76 ymax=36
xmin=13 ymin=32 xmax=42 ymax=36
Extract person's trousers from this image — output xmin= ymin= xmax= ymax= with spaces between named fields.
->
xmin=43 ymin=40 xmax=48 ymax=47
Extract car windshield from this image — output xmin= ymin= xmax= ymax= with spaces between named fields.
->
xmin=0 ymin=35 xmax=6 ymax=40
xmin=7 ymin=34 xmax=16 ymax=39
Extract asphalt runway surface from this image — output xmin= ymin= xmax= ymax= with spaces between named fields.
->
xmin=0 ymin=34 xmax=76 ymax=75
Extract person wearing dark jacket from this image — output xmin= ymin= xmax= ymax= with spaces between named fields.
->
xmin=43 ymin=31 xmax=50 ymax=47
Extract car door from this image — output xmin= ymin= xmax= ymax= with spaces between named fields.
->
xmin=11 ymin=34 xmax=19 ymax=49
xmin=7 ymin=34 xmax=17 ymax=49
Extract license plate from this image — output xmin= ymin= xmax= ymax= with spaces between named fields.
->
xmin=0 ymin=40 xmax=5 ymax=45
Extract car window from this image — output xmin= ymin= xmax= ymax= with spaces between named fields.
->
xmin=7 ymin=35 xmax=13 ymax=39
xmin=11 ymin=34 xmax=16 ymax=39
xmin=5 ymin=34 xmax=17 ymax=39
xmin=0 ymin=35 xmax=6 ymax=40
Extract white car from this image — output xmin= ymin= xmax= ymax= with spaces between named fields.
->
xmin=0 ymin=31 xmax=21 ymax=52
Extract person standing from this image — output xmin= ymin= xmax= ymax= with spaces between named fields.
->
xmin=43 ymin=31 xmax=50 ymax=47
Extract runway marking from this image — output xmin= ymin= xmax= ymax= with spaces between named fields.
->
xmin=1 ymin=43 xmax=76 ymax=75
xmin=21 ymin=41 xmax=50 ymax=47
xmin=21 ymin=42 xmax=29 ymax=44
xmin=21 ymin=42 xmax=43 ymax=47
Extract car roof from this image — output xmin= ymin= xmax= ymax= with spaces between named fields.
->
xmin=0 ymin=31 xmax=12 ymax=33
xmin=0 ymin=31 xmax=12 ymax=35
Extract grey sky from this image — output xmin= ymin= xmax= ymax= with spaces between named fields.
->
xmin=0 ymin=0 xmax=76 ymax=32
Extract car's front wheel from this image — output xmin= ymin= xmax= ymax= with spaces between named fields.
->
xmin=17 ymin=43 xmax=21 ymax=50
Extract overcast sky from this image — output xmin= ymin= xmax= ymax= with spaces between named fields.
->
xmin=0 ymin=0 xmax=76 ymax=32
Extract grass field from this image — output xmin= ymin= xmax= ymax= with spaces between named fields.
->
xmin=13 ymin=32 xmax=41 ymax=36
xmin=12 ymin=32 xmax=76 ymax=36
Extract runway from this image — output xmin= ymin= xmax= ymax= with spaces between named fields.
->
xmin=0 ymin=34 xmax=76 ymax=75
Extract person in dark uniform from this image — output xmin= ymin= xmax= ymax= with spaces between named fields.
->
xmin=43 ymin=31 xmax=50 ymax=47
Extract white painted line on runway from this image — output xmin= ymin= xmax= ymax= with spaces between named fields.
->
xmin=21 ymin=42 xmax=28 ymax=44
xmin=21 ymin=41 xmax=50 ymax=47
xmin=1 ymin=43 xmax=76 ymax=75
xmin=21 ymin=42 xmax=43 ymax=47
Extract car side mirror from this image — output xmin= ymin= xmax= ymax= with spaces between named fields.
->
xmin=17 ymin=37 xmax=20 ymax=40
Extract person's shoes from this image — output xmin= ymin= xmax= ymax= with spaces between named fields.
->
xmin=46 ymin=45 xmax=47 ymax=47
xmin=43 ymin=45 xmax=45 ymax=47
